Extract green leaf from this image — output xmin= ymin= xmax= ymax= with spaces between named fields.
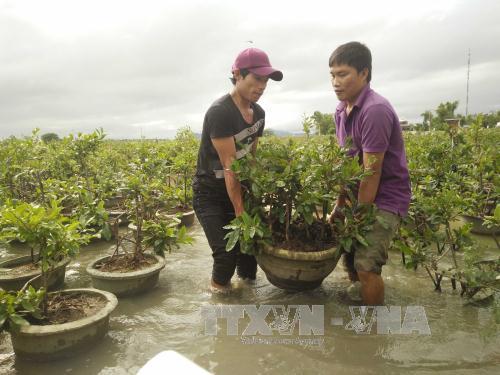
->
xmin=376 ymin=215 xmax=389 ymax=229
xmin=9 ymin=314 xmax=30 ymax=327
xmin=251 ymin=183 xmax=260 ymax=196
xmin=225 ymin=229 xmax=240 ymax=252
xmin=0 ymin=314 xmax=7 ymax=329
xmin=405 ymin=261 xmax=416 ymax=270
xmin=243 ymin=228 xmax=250 ymax=241
xmin=355 ymin=234 xmax=368 ymax=247
xmin=241 ymin=211 xmax=251 ymax=226
xmin=249 ymin=226 xmax=256 ymax=239
xmin=494 ymin=204 xmax=500 ymax=220
xmin=344 ymin=238 xmax=352 ymax=252
xmin=101 ymin=223 xmax=112 ymax=241
xmin=30 ymin=310 xmax=43 ymax=320
xmin=21 ymin=300 xmax=35 ymax=312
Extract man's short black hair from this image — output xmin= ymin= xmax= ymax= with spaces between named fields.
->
xmin=329 ymin=41 xmax=372 ymax=83
xmin=230 ymin=68 xmax=250 ymax=85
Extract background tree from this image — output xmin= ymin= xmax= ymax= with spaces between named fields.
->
xmin=41 ymin=132 xmax=60 ymax=143
xmin=420 ymin=110 xmax=432 ymax=131
xmin=436 ymin=101 xmax=459 ymax=122
xmin=482 ymin=111 xmax=500 ymax=128
xmin=263 ymin=129 xmax=275 ymax=137
xmin=310 ymin=111 xmax=335 ymax=135
xmin=302 ymin=114 xmax=312 ymax=138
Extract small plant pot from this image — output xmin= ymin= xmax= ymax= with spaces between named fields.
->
xmin=10 ymin=288 xmax=118 ymax=361
xmin=104 ymin=196 xmax=126 ymax=209
xmin=0 ymin=255 xmax=70 ymax=292
xmin=179 ymin=210 xmax=195 ymax=227
xmin=461 ymin=214 xmax=500 ymax=235
xmin=86 ymin=254 xmax=166 ymax=297
xmin=154 ymin=211 xmax=191 ymax=227
xmin=256 ymin=245 xmax=343 ymax=291
xmin=107 ymin=209 xmax=130 ymax=226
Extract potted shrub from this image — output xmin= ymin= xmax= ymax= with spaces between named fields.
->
xmin=162 ymin=127 xmax=198 ymax=227
xmin=0 ymin=200 xmax=88 ymax=291
xmin=86 ymin=163 xmax=192 ymax=297
xmin=224 ymin=137 xmax=373 ymax=291
xmin=461 ymin=185 xmax=499 ymax=235
xmin=0 ymin=285 xmax=117 ymax=361
xmin=483 ymin=204 xmax=500 ymax=249
xmin=459 ymin=116 xmax=499 ymax=234
xmin=0 ymin=201 xmax=117 ymax=361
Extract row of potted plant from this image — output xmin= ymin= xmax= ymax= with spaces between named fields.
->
xmin=396 ymin=121 xmax=499 ymax=305
xmin=0 ymin=190 xmax=192 ymax=360
xmin=0 ymin=128 xmax=199 ymax=239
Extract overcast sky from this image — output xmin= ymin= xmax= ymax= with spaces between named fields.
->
xmin=1 ymin=0 xmax=499 ymax=139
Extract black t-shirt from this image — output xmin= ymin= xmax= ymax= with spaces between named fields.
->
xmin=194 ymin=94 xmax=265 ymax=190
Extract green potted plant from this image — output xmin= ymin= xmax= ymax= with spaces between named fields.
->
xmin=394 ymin=129 xmax=499 ymax=305
xmin=460 ymin=117 xmax=499 ymax=235
xmin=0 ymin=284 xmax=117 ymax=361
xmin=86 ymin=162 xmax=193 ymax=297
xmin=0 ymin=200 xmax=87 ymax=291
xmin=483 ymin=204 xmax=500 ymax=249
xmin=163 ymin=127 xmax=198 ymax=227
xmin=224 ymin=136 xmax=373 ymax=291
xmin=0 ymin=200 xmax=117 ymax=361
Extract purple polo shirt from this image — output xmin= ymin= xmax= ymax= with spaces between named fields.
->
xmin=335 ymin=84 xmax=411 ymax=216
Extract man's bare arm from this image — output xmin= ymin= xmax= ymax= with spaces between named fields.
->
xmin=211 ymin=136 xmax=244 ymax=216
xmin=358 ymin=151 xmax=385 ymax=204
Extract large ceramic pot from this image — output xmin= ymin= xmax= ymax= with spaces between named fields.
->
xmin=0 ymin=255 xmax=70 ymax=292
xmin=461 ymin=214 xmax=500 ymax=235
xmin=10 ymin=288 xmax=118 ymax=361
xmin=256 ymin=245 xmax=343 ymax=291
xmin=86 ymin=254 xmax=166 ymax=297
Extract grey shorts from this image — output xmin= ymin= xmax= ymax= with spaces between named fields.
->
xmin=344 ymin=209 xmax=400 ymax=275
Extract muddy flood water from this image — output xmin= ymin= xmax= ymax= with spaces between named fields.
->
xmin=1 ymin=219 xmax=499 ymax=375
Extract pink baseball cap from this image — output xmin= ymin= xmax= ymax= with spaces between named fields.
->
xmin=231 ymin=48 xmax=283 ymax=81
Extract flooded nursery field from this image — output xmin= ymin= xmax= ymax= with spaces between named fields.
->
xmin=0 ymin=127 xmax=499 ymax=374
xmin=0 ymin=218 xmax=498 ymax=375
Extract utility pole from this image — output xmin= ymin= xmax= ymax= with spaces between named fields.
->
xmin=466 ymin=49 xmax=471 ymax=117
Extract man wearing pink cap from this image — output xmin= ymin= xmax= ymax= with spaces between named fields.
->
xmin=193 ymin=48 xmax=283 ymax=292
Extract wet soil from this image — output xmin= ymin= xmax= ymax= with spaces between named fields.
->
xmin=35 ymin=293 xmax=106 ymax=325
xmin=94 ymin=253 xmax=158 ymax=273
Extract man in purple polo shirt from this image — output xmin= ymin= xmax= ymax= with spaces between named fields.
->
xmin=329 ymin=41 xmax=411 ymax=305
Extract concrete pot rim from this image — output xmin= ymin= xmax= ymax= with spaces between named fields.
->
xmin=159 ymin=210 xmax=194 ymax=217
xmin=0 ymin=255 xmax=70 ymax=282
xmin=16 ymin=288 xmax=118 ymax=336
xmin=157 ymin=210 xmax=194 ymax=218
xmin=260 ymin=244 xmax=340 ymax=261
xmin=177 ymin=210 xmax=195 ymax=216
xmin=86 ymin=253 xmax=166 ymax=280
xmin=460 ymin=214 xmax=500 ymax=234
xmin=461 ymin=214 xmax=485 ymax=220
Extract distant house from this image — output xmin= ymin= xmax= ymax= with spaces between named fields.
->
xmin=399 ymin=120 xmax=413 ymax=131
xmin=445 ymin=118 xmax=461 ymax=129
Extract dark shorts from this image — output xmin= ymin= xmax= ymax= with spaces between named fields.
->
xmin=344 ymin=209 xmax=400 ymax=275
xmin=193 ymin=184 xmax=257 ymax=285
